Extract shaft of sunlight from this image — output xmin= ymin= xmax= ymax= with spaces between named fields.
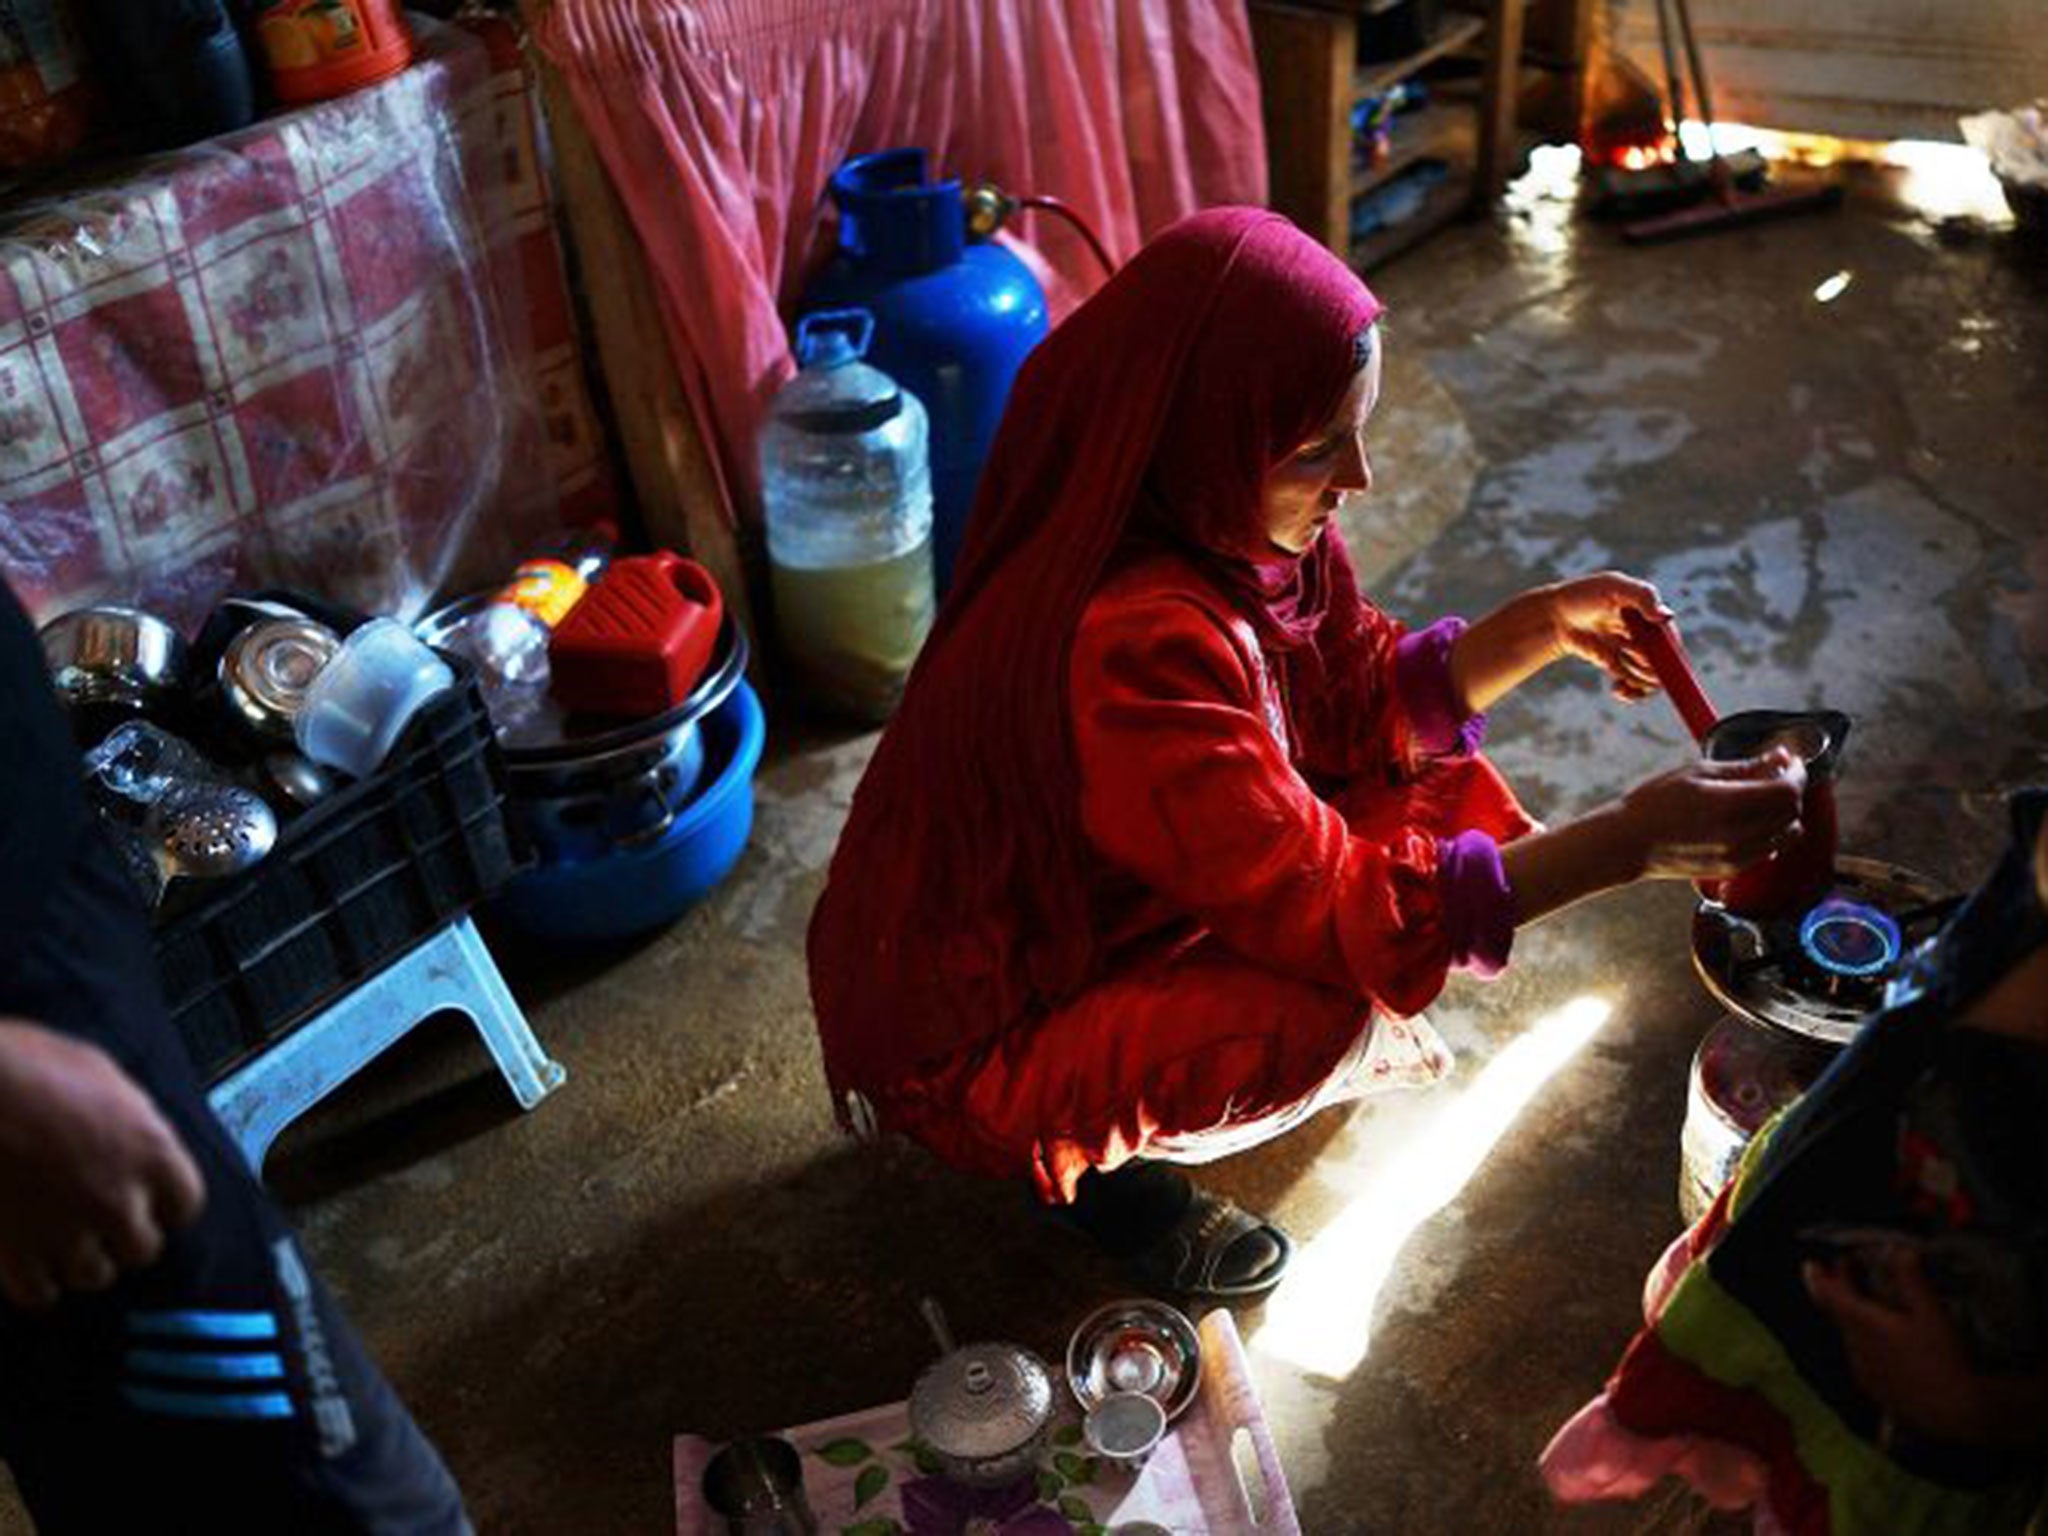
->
xmin=1251 ymin=994 xmax=1614 ymax=1380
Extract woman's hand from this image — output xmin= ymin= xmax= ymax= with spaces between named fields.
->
xmin=1614 ymin=748 xmax=1806 ymax=879
xmin=1449 ymin=572 xmax=1670 ymax=713
xmin=0 ymin=1018 xmax=206 ymax=1309
xmin=1805 ymin=1245 xmax=2048 ymax=1449
xmin=1500 ymin=749 xmax=1804 ymax=924
xmin=1545 ymin=572 xmax=1670 ymax=702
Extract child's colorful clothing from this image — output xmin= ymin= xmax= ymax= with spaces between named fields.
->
xmin=1543 ymin=790 xmax=2048 ymax=1536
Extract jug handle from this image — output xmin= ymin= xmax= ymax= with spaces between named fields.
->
xmin=794 ymin=308 xmax=875 ymax=366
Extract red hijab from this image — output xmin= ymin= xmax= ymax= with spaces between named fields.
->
xmin=809 ymin=208 xmax=1384 ymax=1103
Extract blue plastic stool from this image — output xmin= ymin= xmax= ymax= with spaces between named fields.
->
xmin=207 ymin=916 xmax=566 ymax=1173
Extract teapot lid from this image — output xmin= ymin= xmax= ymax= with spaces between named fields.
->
xmin=908 ymin=1342 xmax=1054 ymax=1462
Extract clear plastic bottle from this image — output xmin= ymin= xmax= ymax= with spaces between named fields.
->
xmin=761 ymin=309 xmax=935 ymax=722
xmin=448 ymin=525 xmax=613 ymax=734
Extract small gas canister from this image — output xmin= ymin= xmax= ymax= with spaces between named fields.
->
xmin=547 ymin=553 xmax=724 ymax=719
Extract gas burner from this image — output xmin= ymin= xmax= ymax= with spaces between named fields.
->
xmin=1798 ymin=899 xmax=1903 ymax=978
xmin=1692 ymin=856 xmax=1961 ymax=1044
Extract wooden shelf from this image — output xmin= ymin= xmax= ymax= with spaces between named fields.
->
xmin=1349 ymin=96 xmax=1472 ymax=198
xmin=1249 ymin=0 xmax=1525 ymax=266
xmin=1350 ymin=165 xmax=1475 ymax=270
xmin=1353 ymin=13 xmax=1486 ymax=104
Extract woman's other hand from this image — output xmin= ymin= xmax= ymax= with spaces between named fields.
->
xmin=1614 ymin=748 xmax=1805 ymax=880
xmin=1450 ymin=571 xmax=1670 ymax=713
xmin=1805 ymin=1246 xmax=2048 ymax=1449
xmin=0 ymin=1018 xmax=206 ymax=1309
xmin=1545 ymin=572 xmax=1670 ymax=702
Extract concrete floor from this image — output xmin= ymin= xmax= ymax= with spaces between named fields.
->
xmin=6 ymin=156 xmax=2042 ymax=1534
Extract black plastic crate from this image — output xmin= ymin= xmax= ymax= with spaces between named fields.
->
xmin=151 ymin=666 xmax=529 ymax=1085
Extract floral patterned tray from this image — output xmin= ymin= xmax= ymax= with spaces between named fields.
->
xmin=674 ymin=1309 xmax=1298 ymax=1536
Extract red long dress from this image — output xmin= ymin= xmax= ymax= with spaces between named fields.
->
xmin=864 ymin=548 xmax=1533 ymax=1199
xmin=808 ymin=209 xmax=1532 ymax=1202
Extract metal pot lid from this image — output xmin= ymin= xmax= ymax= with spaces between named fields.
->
xmin=908 ymin=1342 xmax=1054 ymax=1463
xmin=413 ymin=593 xmax=747 ymax=766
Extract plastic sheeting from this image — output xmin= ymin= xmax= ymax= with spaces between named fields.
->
xmin=533 ymin=0 xmax=1266 ymax=529
xmin=0 ymin=16 xmax=612 ymax=634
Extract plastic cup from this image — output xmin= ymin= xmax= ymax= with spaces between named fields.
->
xmin=295 ymin=618 xmax=453 ymax=778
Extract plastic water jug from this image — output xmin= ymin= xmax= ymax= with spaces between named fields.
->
xmin=799 ymin=148 xmax=1048 ymax=597
xmin=761 ymin=309 xmax=935 ymax=723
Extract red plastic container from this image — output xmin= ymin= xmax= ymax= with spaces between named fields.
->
xmin=547 ymin=552 xmax=724 ymax=719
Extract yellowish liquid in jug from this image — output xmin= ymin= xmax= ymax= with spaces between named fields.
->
xmin=771 ymin=540 xmax=935 ymax=723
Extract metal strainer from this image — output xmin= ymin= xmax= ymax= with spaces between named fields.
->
xmin=145 ymin=782 xmax=279 ymax=884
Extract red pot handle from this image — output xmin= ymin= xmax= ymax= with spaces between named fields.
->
xmin=1623 ymin=607 xmax=1719 ymax=744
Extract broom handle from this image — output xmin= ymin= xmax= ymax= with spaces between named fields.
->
xmin=1653 ymin=0 xmax=1690 ymax=155
xmin=1669 ymin=0 xmax=1720 ymax=157
xmin=1623 ymin=608 xmax=1720 ymax=743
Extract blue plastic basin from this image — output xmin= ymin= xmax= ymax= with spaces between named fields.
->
xmin=494 ymin=680 xmax=765 ymax=941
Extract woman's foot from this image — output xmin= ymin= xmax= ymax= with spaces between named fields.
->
xmin=1056 ymin=1163 xmax=1292 ymax=1298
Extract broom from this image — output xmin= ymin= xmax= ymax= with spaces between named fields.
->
xmin=1622 ymin=0 xmax=1843 ymax=244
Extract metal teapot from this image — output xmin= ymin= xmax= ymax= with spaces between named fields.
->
xmin=907 ymin=1298 xmax=1054 ymax=1489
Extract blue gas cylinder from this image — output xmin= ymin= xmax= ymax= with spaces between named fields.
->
xmin=799 ymin=148 xmax=1049 ymax=596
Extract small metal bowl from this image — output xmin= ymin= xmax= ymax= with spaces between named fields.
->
xmin=38 ymin=605 xmax=188 ymax=714
xmin=1067 ymin=1298 xmax=1202 ymax=1424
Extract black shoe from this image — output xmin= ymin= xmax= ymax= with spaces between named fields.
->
xmin=1054 ymin=1164 xmax=1292 ymax=1299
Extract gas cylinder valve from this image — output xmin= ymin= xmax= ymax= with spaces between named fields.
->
xmin=963 ymin=183 xmax=1017 ymax=241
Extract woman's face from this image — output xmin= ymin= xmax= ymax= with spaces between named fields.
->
xmin=1260 ymin=336 xmax=1383 ymax=556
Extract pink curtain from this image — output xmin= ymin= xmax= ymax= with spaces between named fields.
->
xmin=533 ymin=0 xmax=1266 ymax=530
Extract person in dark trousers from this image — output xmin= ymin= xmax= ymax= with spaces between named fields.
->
xmin=0 ymin=577 xmax=470 ymax=1535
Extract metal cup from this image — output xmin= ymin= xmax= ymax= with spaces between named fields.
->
xmin=700 ymin=1437 xmax=817 ymax=1535
xmin=1083 ymin=1390 xmax=1168 ymax=1470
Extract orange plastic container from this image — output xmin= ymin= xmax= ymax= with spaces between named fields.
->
xmin=251 ymin=0 xmax=414 ymax=105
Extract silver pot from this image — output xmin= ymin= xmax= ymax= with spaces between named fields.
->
xmin=39 ymin=605 xmax=188 ymax=715
xmin=414 ymin=594 xmax=746 ymax=864
xmin=907 ymin=1299 xmax=1054 ymax=1490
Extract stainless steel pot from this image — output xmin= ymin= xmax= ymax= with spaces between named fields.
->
xmin=907 ymin=1299 xmax=1054 ymax=1490
xmin=414 ymin=595 xmax=746 ymax=864
xmin=38 ymin=604 xmax=188 ymax=716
